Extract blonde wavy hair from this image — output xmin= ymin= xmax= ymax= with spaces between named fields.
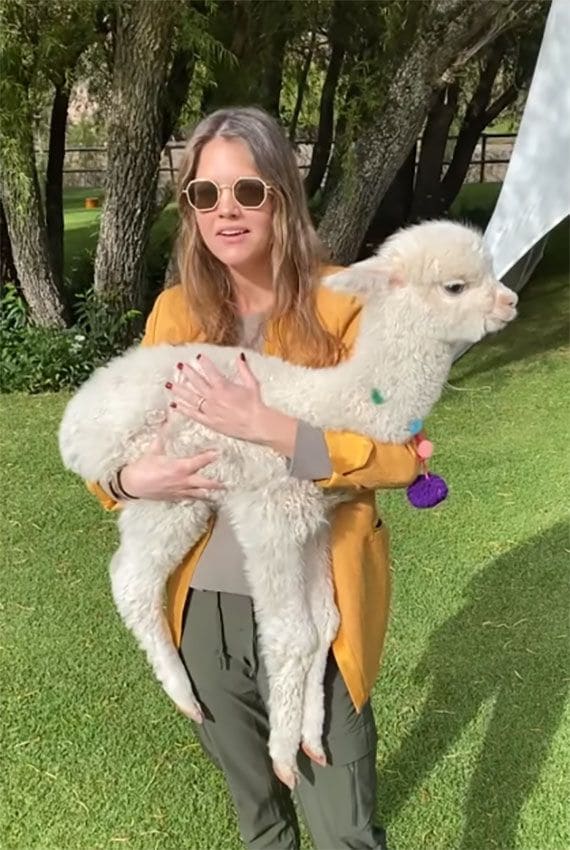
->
xmin=174 ymin=106 xmax=344 ymax=367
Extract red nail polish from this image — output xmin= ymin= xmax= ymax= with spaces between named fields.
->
xmin=240 ymin=352 xmax=246 ymax=361
xmin=176 ymin=362 xmax=183 ymax=370
xmin=165 ymin=381 xmax=172 ymax=389
xmin=169 ymin=401 xmax=177 ymax=408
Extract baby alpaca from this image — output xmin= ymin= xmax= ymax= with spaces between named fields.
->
xmin=59 ymin=220 xmax=517 ymax=788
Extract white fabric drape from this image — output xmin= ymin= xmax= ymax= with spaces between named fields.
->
xmin=454 ymin=0 xmax=569 ymax=362
xmin=483 ymin=0 xmax=570 ymax=283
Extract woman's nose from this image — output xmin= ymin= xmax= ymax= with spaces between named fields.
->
xmin=217 ymin=185 xmax=239 ymax=214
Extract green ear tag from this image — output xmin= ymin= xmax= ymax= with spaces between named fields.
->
xmin=371 ymin=388 xmax=384 ymax=405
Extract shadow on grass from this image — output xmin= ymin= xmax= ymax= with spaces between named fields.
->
xmin=379 ymin=521 xmax=570 ymax=849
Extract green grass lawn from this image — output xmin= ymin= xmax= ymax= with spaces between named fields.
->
xmin=2 ymin=201 xmax=569 ymax=849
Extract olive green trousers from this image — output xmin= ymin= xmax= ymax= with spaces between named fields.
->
xmin=179 ymin=589 xmax=388 ymax=850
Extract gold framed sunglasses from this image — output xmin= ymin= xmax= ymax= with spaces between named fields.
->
xmin=182 ymin=176 xmax=273 ymax=211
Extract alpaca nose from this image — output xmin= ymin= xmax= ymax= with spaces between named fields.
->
xmin=498 ymin=286 xmax=518 ymax=308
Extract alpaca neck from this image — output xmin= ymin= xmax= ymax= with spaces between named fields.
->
xmin=340 ymin=292 xmax=451 ymax=385
xmin=286 ymin=292 xmax=454 ymax=438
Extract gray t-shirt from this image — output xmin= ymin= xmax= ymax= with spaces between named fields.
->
xmin=189 ymin=313 xmax=332 ymax=596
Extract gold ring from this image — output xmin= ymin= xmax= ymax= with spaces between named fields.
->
xmin=197 ymin=396 xmax=206 ymax=413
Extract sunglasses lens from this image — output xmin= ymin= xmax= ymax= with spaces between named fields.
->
xmin=187 ymin=180 xmax=218 ymax=210
xmin=234 ymin=178 xmax=266 ymax=208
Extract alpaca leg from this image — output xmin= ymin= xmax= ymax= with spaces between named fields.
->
xmin=239 ymin=534 xmax=316 ymax=789
xmin=225 ymin=483 xmax=325 ymax=789
xmin=111 ymin=499 xmax=212 ymax=720
xmin=110 ymin=545 xmax=203 ymax=721
xmin=300 ymin=528 xmax=340 ymax=764
xmin=263 ymin=645 xmax=315 ymax=789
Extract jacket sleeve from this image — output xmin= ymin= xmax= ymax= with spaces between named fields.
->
xmin=84 ymin=291 xmax=167 ymax=512
xmin=315 ymin=299 xmax=421 ymax=491
xmin=315 ymin=432 xmax=420 ymax=491
xmin=288 ymin=421 xmax=333 ymax=480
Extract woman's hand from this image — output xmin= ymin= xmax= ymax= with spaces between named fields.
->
xmin=168 ymin=353 xmax=299 ymax=457
xmin=119 ymin=427 xmax=224 ymax=501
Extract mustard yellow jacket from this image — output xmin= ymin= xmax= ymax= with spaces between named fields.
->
xmin=87 ymin=272 xmax=420 ymax=710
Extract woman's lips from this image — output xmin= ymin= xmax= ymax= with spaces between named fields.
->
xmin=217 ymin=228 xmax=249 ymax=243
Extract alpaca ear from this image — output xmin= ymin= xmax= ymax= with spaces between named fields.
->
xmin=323 ymin=261 xmax=400 ymax=296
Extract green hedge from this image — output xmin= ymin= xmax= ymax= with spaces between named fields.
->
xmin=1 ymin=284 xmax=141 ymax=393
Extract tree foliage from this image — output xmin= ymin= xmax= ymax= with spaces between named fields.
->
xmin=1 ymin=0 xmax=548 ymax=327
xmin=316 ymin=0 xmax=538 ymax=261
xmin=408 ymin=0 xmax=547 ymax=223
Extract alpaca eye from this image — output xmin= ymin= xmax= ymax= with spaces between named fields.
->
xmin=444 ymin=281 xmax=466 ymax=295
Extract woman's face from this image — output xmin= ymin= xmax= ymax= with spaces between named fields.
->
xmin=190 ymin=136 xmax=274 ymax=274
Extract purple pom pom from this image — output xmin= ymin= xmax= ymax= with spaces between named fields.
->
xmin=407 ymin=473 xmax=448 ymax=509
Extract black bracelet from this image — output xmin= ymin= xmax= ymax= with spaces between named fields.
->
xmin=116 ymin=466 xmax=140 ymax=500
xmin=107 ymin=476 xmax=123 ymax=501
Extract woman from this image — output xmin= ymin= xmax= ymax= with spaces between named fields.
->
xmin=88 ymin=106 xmax=420 ymax=850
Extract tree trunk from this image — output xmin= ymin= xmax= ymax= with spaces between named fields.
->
xmin=289 ymin=30 xmax=316 ymax=143
xmin=161 ymin=47 xmax=195 ymax=149
xmin=201 ymin=0 xmax=296 ymax=119
xmin=0 ymin=118 xmax=67 ymax=326
xmin=439 ymin=42 xmax=515 ymax=209
xmin=94 ymin=0 xmax=179 ymax=311
xmin=258 ymin=20 xmax=289 ymax=116
xmin=318 ymin=0 xmax=516 ymax=264
xmin=443 ymin=88 xmax=517 ymax=210
xmin=305 ymin=37 xmax=345 ymax=199
xmin=0 ymin=199 xmax=20 ymax=290
xmin=358 ymin=142 xmax=418 ymax=258
xmin=409 ymin=83 xmax=459 ymax=221
xmin=318 ymin=56 xmax=361 ymax=214
xmin=200 ymin=1 xmax=252 ymax=113
xmin=45 ymin=82 xmax=70 ymax=290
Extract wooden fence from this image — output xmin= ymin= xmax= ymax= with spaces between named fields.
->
xmin=37 ymin=132 xmax=517 ymax=189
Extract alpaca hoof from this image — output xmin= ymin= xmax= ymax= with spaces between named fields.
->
xmin=166 ymin=677 xmax=203 ymax=723
xmin=272 ymin=760 xmax=298 ymax=790
xmin=175 ymin=701 xmax=204 ymax=724
xmin=301 ymin=740 xmax=327 ymax=767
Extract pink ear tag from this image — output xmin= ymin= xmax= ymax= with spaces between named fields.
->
xmin=406 ymin=432 xmax=448 ymax=508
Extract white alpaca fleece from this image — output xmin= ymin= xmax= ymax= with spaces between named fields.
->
xmin=58 ymin=220 xmax=517 ymax=788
